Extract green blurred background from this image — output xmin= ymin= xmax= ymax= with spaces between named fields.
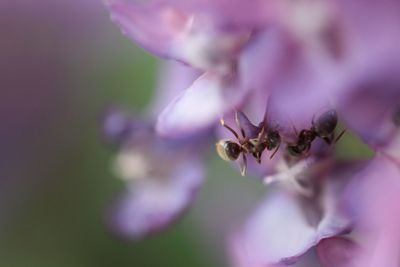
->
xmin=0 ymin=1 xmax=372 ymax=267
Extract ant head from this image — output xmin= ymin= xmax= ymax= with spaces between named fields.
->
xmin=266 ymin=130 xmax=281 ymax=150
xmin=216 ymin=140 xmax=242 ymax=161
xmin=313 ymin=109 xmax=338 ymax=138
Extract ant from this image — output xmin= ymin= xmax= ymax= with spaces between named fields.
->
xmin=216 ymin=111 xmax=281 ymax=176
xmin=287 ymin=109 xmax=345 ymax=157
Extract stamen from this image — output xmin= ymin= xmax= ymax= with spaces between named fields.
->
xmin=263 ymin=158 xmax=316 ymax=197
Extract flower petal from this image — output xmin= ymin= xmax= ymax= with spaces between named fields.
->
xmin=156 ymin=72 xmax=246 ymax=136
xmin=230 ymin=190 xmax=324 ymax=265
xmin=105 ymin=0 xmax=190 ymax=60
xmin=342 ymin=156 xmax=400 ymax=267
xmin=230 ymin=160 xmax=356 ymax=266
xmin=335 ymin=58 xmax=400 ymax=148
xmin=150 ymin=62 xmax=201 ymax=115
xmin=109 ymin=157 xmax=204 ymax=239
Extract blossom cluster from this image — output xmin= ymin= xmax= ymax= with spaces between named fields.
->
xmin=103 ymin=0 xmax=400 ymax=266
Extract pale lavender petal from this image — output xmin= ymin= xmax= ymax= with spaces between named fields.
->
xmin=342 ymin=155 xmax=400 ymax=267
xmin=335 ymin=58 xmax=400 ymax=148
xmin=229 ymin=159 xmax=358 ymax=266
xmin=230 ymin=186 xmax=351 ymax=266
xmin=105 ymin=0 xmax=190 ymax=61
xmin=150 ymin=62 xmax=201 ymax=115
xmin=106 ymin=0 xmax=252 ymax=72
xmin=110 ymin=157 xmax=204 ymax=239
xmin=330 ymin=0 xmax=400 ymax=148
xmin=156 ymin=72 xmax=247 ymax=136
xmin=264 ymin=56 xmax=338 ymax=138
xmin=164 ymin=0 xmax=271 ymax=27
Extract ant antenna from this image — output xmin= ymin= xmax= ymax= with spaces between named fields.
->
xmin=220 ymin=118 xmax=239 ymax=139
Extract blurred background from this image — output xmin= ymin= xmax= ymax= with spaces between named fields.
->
xmin=0 ymin=1 xmax=268 ymax=266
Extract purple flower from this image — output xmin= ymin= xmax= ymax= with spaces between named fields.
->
xmin=103 ymin=62 xmax=209 ymax=239
xmin=103 ymin=108 xmax=207 ymax=239
xmin=228 ymin=159 xmax=356 ymax=266
xmin=104 ymin=0 xmax=400 ymax=265
xmin=104 ymin=0 xmax=283 ymax=136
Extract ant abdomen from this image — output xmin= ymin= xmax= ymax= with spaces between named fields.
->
xmin=216 ymin=140 xmax=242 ymax=161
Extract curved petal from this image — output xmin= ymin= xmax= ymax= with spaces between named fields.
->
xmin=230 ymin=158 xmax=359 ymax=266
xmin=230 ymin=185 xmax=351 ymax=266
xmin=109 ymin=157 xmax=204 ymax=239
xmin=150 ymin=62 xmax=201 ymax=115
xmin=166 ymin=0 xmax=271 ymax=27
xmin=105 ymin=0 xmax=190 ymax=61
xmin=342 ymin=156 xmax=400 ymax=267
xmin=156 ymin=72 xmax=247 ymax=136
xmin=335 ymin=58 xmax=400 ymax=148
xmin=331 ymin=0 xmax=400 ymax=149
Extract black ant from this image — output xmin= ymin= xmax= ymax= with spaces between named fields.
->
xmin=287 ymin=109 xmax=345 ymax=157
xmin=216 ymin=111 xmax=281 ymax=176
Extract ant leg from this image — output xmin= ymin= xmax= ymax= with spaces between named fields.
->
xmin=220 ymin=118 xmax=239 ymax=139
xmin=234 ymin=111 xmax=246 ymax=138
xmin=257 ymin=125 xmax=267 ymax=142
xmin=239 ymin=153 xmax=247 ymax=176
xmin=254 ymin=150 xmax=264 ymax=164
xmin=334 ymin=129 xmax=346 ymax=144
xmin=269 ymin=143 xmax=280 ymax=159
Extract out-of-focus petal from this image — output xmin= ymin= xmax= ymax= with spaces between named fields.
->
xmin=156 ymin=72 xmax=246 ymax=136
xmin=101 ymin=107 xmax=150 ymax=145
xmin=335 ymin=58 xmax=400 ymax=148
xmin=264 ymin=50 xmax=339 ymax=138
xmin=329 ymin=0 xmax=400 ymax=149
xmin=105 ymin=0 xmax=252 ymax=72
xmin=342 ymin=155 xmax=400 ymax=267
xmin=110 ymin=156 xmax=204 ymax=239
xmin=105 ymin=0 xmax=191 ymax=61
xmin=316 ymin=237 xmax=358 ymax=267
xmin=163 ymin=0 xmax=271 ymax=27
xmin=229 ymin=184 xmax=351 ymax=266
xmin=150 ymin=62 xmax=201 ymax=115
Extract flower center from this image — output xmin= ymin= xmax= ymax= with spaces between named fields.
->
xmin=114 ymin=150 xmax=151 ymax=181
